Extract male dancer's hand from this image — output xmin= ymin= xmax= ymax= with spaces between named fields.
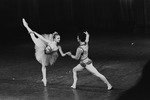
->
xmin=66 ymin=52 xmax=72 ymax=56
xmin=84 ymin=31 xmax=89 ymax=35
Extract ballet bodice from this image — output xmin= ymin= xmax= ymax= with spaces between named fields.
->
xmin=48 ymin=41 xmax=58 ymax=51
xmin=79 ymin=43 xmax=89 ymax=61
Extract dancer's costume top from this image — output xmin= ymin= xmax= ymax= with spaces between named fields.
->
xmin=79 ymin=43 xmax=88 ymax=61
xmin=78 ymin=42 xmax=92 ymax=67
xmin=33 ymin=33 xmax=59 ymax=66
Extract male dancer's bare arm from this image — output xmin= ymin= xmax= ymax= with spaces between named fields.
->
xmin=70 ymin=48 xmax=82 ymax=60
xmin=84 ymin=31 xmax=89 ymax=43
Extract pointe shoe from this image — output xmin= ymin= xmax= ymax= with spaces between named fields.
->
xmin=42 ymin=79 xmax=47 ymax=86
xmin=22 ymin=18 xmax=33 ymax=33
xmin=71 ymin=85 xmax=76 ymax=89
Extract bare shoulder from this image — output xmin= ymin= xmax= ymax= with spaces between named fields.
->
xmin=77 ymin=47 xmax=83 ymax=52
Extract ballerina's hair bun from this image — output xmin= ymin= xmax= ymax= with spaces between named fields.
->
xmin=53 ymin=32 xmax=59 ymax=39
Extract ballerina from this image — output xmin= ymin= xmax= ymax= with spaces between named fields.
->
xmin=68 ymin=31 xmax=112 ymax=90
xmin=22 ymin=18 xmax=70 ymax=86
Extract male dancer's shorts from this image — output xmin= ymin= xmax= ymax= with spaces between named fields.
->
xmin=80 ymin=58 xmax=92 ymax=68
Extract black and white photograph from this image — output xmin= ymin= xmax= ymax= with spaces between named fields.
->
xmin=0 ymin=0 xmax=150 ymax=100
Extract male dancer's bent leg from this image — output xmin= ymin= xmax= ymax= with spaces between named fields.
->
xmin=71 ymin=64 xmax=84 ymax=89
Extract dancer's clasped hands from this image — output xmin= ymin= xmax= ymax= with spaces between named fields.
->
xmin=65 ymin=52 xmax=72 ymax=56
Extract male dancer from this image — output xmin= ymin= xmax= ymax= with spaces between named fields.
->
xmin=68 ymin=31 xmax=112 ymax=90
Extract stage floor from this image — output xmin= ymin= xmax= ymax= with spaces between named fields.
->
xmin=0 ymin=35 xmax=149 ymax=100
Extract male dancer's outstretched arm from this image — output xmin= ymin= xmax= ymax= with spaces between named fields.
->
xmin=70 ymin=48 xmax=82 ymax=60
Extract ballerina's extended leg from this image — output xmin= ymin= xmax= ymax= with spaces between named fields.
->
xmin=22 ymin=18 xmax=33 ymax=33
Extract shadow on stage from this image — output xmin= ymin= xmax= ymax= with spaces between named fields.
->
xmin=117 ymin=60 xmax=150 ymax=100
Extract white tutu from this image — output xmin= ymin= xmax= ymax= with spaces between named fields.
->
xmin=34 ymin=34 xmax=58 ymax=66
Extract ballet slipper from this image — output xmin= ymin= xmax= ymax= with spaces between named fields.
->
xmin=71 ymin=85 xmax=76 ymax=89
xmin=107 ymin=85 xmax=112 ymax=90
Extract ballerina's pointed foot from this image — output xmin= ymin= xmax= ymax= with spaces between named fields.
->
xmin=71 ymin=85 xmax=76 ymax=89
xmin=42 ymin=79 xmax=47 ymax=87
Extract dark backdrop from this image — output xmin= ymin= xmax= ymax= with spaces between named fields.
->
xmin=0 ymin=0 xmax=150 ymax=45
